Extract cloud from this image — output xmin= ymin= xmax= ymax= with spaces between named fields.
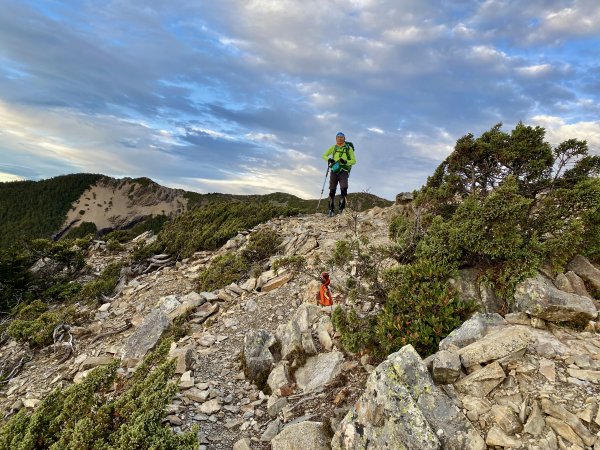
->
xmin=0 ymin=0 xmax=598 ymax=201
xmin=530 ymin=115 xmax=600 ymax=154
xmin=0 ymin=172 xmax=25 ymax=182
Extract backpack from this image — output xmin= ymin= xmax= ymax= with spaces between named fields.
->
xmin=331 ymin=142 xmax=355 ymax=173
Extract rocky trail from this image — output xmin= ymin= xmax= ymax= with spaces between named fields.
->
xmin=2 ymin=202 xmax=600 ymax=449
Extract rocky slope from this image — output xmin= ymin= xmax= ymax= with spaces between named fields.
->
xmin=1 ymin=202 xmax=599 ymax=450
xmin=59 ymin=177 xmax=187 ymax=235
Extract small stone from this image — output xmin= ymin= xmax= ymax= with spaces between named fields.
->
xmin=492 ymin=404 xmax=523 ymax=435
xmin=486 ymin=425 xmax=522 ymax=447
xmin=567 ymin=368 xmax=600 ymax=383
xmin=523 ymin=401 xmax=545 ymax=437
xmin=576 ymin=402 xmax=598 ymax=424
xmin=185 ymin=387 xmax=210 ymax=403
xmin=539 ymin=358 xmax=556 ymax=383
xmin=225 ymin=419 xmax=243 ymax=430
xmin=233 ymin=437 xmax=252 ymax=450
xmin=179 ymin=371 xmax=195 ymax=389
xmin=199 ymin=398 xmax=221 ymax=414
xmin=165 ymin=415 xmax=183 ymax=426
xmin=22 ymin=398 xmax=41 ymax=409
xmin=260 ymin=418 xmax=281 ymax=442
xmin=267 ymin=395 xmax=288 ymax=417
xmin=545 ymin=416 xmax=584 ymax=447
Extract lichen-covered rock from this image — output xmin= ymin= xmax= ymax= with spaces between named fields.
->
xmin=120 ymin=309 xmax=170 ymax=367
xmin=514 ymin=273 xmax=598 ymax=324
xmin=457 ymin=325 xmax=533 ymax=367
xmin=332 ymin=345 xmax=485 ymax=450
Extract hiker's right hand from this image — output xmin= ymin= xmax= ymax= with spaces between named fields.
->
xmin=328 ymin=158 xmax=334 ymax=166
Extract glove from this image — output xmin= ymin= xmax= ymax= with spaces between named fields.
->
xmin=339 ymin=158 xmax=347 ymax=164
xmin=328 ymin=158 xmax=335 ymax=166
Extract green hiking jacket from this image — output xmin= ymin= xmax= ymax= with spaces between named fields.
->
xmin=322 ymin=144 xmax=356 ymax=172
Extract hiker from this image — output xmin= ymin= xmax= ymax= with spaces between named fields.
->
xmin=322 ymin=132 xmax=356 ymax=217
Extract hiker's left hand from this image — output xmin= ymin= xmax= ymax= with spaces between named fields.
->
xmin=340 ymin=158 xmax=346 ymax=164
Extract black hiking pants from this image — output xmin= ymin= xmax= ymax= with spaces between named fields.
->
xmin=328 ymin=171 xmax=349 ymax=211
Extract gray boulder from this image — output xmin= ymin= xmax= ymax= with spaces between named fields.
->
xmin=431 ymin=350 xmax=462 ymax=384
xmin=439 ymin=312 xmax=506 ymax=351
xmin=564 ymin=271 xmax=593 ymax=298
xmin=272 ymin=421 xmax=330 ymax=450
xmin=121 ymin=309 xmax=170 ymax=367
xmin=242 ymin=329 xmax=276 ymax=388
xmin=567 ymin=255 xmax=600 ymax=292
xmin=332 ymin=345 xmax=485 ymax=450
xmin=454 ymin=361 xmax=506 ymax=398
xmin=457 ymin=326 xmax=532 ymax=368
xmin=277 ymin=320 xmax=303 ymax=360
xmin=295 ymin=351 xmax=344 ymax=393
xmin=449 ymin=268 xmax=503 ymax=313
xmin=513 ymin=274 xmax=598 ymax=324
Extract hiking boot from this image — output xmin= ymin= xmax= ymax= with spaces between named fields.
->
xmin=328 ymin=209 xmax=335 ymax=217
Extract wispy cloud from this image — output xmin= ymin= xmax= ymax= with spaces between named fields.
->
xmin=0 ymin=0 xmax=599 ymax=199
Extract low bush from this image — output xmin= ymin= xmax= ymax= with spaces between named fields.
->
xmin=77 ymin=262 xmax=123 ymax=302
xmin=62 ymin=222 xmax=98 ymax=240
xmin=7 ymin=301 xmax=80 ymax=348
xmin=157 ymin=202 xmax=298 ymax=259
xmin=241 ymin=228 xmax=281 ymax=262
xmin=197 ymin=253 xmax=250 ymax=292
xmin=197 ymin=228 xmax=283 ymax=291
xmin=0 ymin=340 xmax=198 ymax=449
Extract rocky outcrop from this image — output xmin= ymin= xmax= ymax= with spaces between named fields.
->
xmin=332 ymin=345 xmax=485 ymax=450
xmin=449 ymin=268 xmax=503 ymax=313
xmin=242 ymin=329 xmax=276 ymax=388
xmin=120 ymin=309 xmax=170 ymax=367
xmin=514 ymin=273 xmax=598 ymax=323
xmin=568 ymin=254 xmax=600 ymax=292
xmin=439 ymin=312 xmax=506 ymax=350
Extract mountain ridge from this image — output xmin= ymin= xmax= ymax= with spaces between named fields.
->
xmin=0 ymin=173 xmax=393 ymax=248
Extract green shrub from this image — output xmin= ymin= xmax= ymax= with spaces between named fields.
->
xmin=0 ymin=340 xmax=198 ymax=450
xmin=27 ymin=239 xmax=85 ymax=274
xmin=78 ymin=262 xmax=123 ymax=302
xmin=157 ymin=202 xmax=298 ymax=259
xmin=106 ymin=239 xmax=124 ymax=253
xmin=130 ymin=240 xmax=163 ymax=263
xmin=105 ymin=215 xmax=169 ymax=243
xmin=62 ymin=222 xmax=97 ymax=240
xmin=241 ymin=228 xmax=282 ymax=262
xmin=196 ymin=228 xmax=284 ymax=291
xmin=7 ymin=301 xmax=79 ymax=348
xmin=197 ymin=254 xmax=250 ymax=292
xmin=332 ymin=257 xmax=476 ymax=358
xmin=42 ymin=281 xmax=82 ymax=302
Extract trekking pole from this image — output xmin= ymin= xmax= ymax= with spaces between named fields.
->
xmin=316 ymin=165 xmax=330 ymax=213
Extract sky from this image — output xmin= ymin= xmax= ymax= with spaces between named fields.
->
xmin=1 ymin=0 xmax=599 ymax=200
